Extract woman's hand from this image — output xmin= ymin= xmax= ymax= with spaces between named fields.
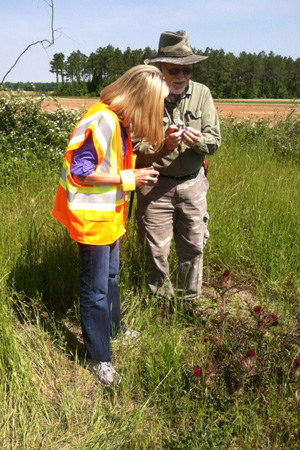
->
xmin=134 ymin=167 xmax=159 ymax=187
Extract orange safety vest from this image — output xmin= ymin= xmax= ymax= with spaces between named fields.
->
xmin=52 ymin=102 xmax=136 ymax=245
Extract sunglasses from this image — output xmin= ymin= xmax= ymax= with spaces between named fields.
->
xmin=167 ymin=67 xmax=193 ymax=75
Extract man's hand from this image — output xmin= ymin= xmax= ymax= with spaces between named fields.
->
xmin=165 ymin=125 xmax=202 ymax=150
xmin=134 ymin=167 xmax=159 ymax=187
xmin=165 ymin=125 xmax=183 ymax=150
xmin=182 ymin=127 xmax=202 ymax=147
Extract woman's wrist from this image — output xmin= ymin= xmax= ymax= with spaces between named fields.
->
xmin=120 ymin=169 xmax=136 ymax=191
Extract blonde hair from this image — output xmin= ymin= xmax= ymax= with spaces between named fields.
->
xmin=100 ymin=65 xmax=169 ymax=150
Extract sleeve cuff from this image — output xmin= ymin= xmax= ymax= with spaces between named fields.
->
xmin=120 ymin=170 xmax=136 ymax=191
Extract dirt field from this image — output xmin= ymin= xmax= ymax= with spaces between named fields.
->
xmin=215 ymin=100 xmax=299 ymax=120
xmin=41 ymin=97 xmax=300 ymax=120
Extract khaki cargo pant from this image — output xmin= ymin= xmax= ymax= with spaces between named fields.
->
xmin=136 ymin=167 xmax=209 ymax=301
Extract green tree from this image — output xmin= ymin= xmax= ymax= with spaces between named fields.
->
xmin=142 ymin=46 xmax=156 ymax=63
xmin=50 ymin=52 xmax=65 ymax=84
xmin=294 ymin=58 xmax=300 ymax=98
xmin=48 ymin=45 xmax=299 ymax=99
xmin=65 ymin=50 xmax=87 ymax=84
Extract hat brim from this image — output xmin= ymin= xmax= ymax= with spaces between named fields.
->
xmin=144 ymin=54 xmax=208 ymax=65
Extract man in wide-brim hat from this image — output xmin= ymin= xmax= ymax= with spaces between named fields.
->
xmin=144 ymin=30 xmax=208 ymax=65
xmin=134 ymin=31 xmax=221 ymax=308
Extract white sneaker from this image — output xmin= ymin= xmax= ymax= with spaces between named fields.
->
xmin=111 ymin=329 xmax=141 ymax=345
xmin=86 ymin=360 xmax=118 ymax=386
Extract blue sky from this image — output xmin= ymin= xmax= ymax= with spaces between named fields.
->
xmin=1 ymin=0 xmax=299 ymax=82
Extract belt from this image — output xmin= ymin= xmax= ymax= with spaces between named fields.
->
xmin=159 ymin=169 xmax=199 ymax=181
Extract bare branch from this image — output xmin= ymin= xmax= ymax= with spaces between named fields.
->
xmin=1 ymin=0 xmax=56 ymax=85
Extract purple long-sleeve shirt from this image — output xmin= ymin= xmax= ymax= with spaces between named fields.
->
xmin=71 ymin=125 xmax=128 ymax=177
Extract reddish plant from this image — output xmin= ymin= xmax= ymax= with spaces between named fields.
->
xmin=254 ymin=305 xmax=262 ymax=313
xmin=193 ymin=366 xmax=202 ymax=378
xmin=295 ymin=358 xmax=300 ymax=367
xmin=223 ymin=270 xmax=230 ymax=276
xmin=265 ymin=313 xmax=279 ymax=327
xmin=246 ymin=349 xmax=255 ymax=357
xmin=270 ymin=313 xmax=279 ymax=326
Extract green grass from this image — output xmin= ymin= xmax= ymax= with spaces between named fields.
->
xmin=207 ymin=130 xmax=300 ymax=298
xmin=0 ymin=94 xmax=300 ymax=449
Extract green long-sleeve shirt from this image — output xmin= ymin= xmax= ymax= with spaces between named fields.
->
xmin=134 ymin=80 xmax=221 ymax=176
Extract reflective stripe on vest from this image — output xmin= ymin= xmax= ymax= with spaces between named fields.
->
xmin=57 ymin=163 xmax=125 ymax=213
xmin=62 ymin=104 xmax=125 ymax=210
xmin=52 ymin=102 xmax=134 ymax=245
xmin=67 ymin=186 xmax=124 ymax=211
xmin=68 ymin=109 xmax=118 ymax=175
xmin=68 ymin=109 xmax=115 ymax=153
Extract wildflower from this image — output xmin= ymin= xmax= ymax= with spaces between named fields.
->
xmin=270 ymin=313 xmax=279 ymax=326
xmin=254 ymin=305 xmax=261 ymax=313
xmin=212 ymin=269 xmax=232 ymax=294
xmin=265 ymin=312 xmax=279 ymax=327
xmin=294 ymin=358 xmax=300 ymax=378
xmin=243 ymin=349 xmax=256 ymax=370
xmin=193 ymin=366 xmax=202 ymax=378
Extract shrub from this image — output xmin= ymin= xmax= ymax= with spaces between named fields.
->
xmin=220 ymin=113 xmax=300 ymax=163
xmin=0 ymin=91 xmax=81 ymax=185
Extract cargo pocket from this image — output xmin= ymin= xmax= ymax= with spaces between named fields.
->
xmin=203 ymin=212 xmax=209 ymax=247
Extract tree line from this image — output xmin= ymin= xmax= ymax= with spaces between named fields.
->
xmin=3 ymin=82 xmax=57 ymax=93
xmin=3 ymin=46 xmax=300 ymax=98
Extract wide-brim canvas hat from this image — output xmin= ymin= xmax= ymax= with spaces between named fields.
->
xmin=144 ymin=30 xmax=208 ymax=65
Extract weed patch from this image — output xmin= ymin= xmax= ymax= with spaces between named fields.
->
xmin=0 ymin=92 xmax=300 ymax=449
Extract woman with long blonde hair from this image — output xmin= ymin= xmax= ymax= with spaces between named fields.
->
xmin=52 ymin=65 xmax=169 ymax=386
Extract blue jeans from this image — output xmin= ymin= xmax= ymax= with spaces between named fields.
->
xmin=78 ymin=240 xmax=124 ymax=362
